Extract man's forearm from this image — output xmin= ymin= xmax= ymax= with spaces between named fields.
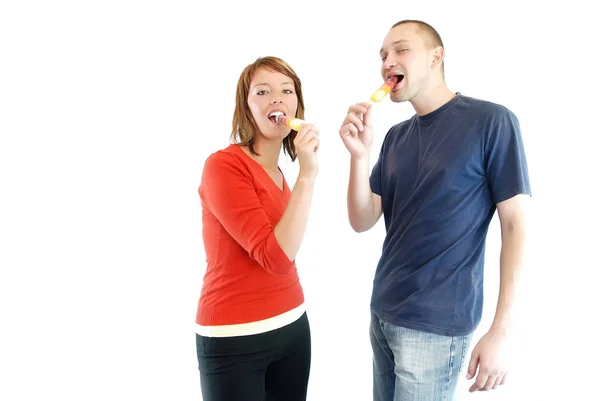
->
xmin=490 ymin=220 xmax=527 ymax=334
xmin=348 ymin=155 xmax=378 ymax=232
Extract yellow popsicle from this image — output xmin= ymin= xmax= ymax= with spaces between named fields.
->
xmin=275 ymin=115 xmax=304 ymax=131
xmin=370 ymin=76 xmax=398 ymax=102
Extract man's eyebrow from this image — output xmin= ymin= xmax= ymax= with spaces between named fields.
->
xmin=380 ymin=40 xmax=410 ymax=54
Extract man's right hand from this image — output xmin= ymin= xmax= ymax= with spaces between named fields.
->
xmin=339 ymin=102 xmax=374 ymax=159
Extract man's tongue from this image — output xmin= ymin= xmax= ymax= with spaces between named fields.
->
xmin=390 ymin=75 xmax=405 ymax=88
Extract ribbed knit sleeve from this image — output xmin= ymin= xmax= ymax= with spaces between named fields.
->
xmin=199 ymin=151 xmax=294 ymax=275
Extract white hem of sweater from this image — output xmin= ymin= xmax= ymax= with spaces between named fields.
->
xmin=195 ymin=303 xmax=305 ymax=338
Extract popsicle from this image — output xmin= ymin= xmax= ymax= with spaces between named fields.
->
xmin=274 ymin=115 xmax=304 ymax=131
xmin=370 ymin=76 xmax=398 ymax=103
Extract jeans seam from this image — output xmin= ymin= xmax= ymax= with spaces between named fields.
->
xmin=378 ymin=318 xmax=395 ymax=367
xmin=461 ymin=335 xmax=469 ymax=370
xmin=444 ymin=336 xmax=456 ymax=401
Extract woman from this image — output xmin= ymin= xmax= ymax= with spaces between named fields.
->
xmin=195 ymin=56 xmax=319 ymax=401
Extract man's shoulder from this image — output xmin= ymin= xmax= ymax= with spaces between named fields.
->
xmin=390 ymin=114 xmax=417 ymax=131
xmin=382 ymin=115 xmax=418 ymax=144
xmin=457 ymin=93 xmax=514 ymax=119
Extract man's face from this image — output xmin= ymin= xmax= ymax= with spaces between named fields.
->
xmin=379 ymin=23 xmax=434 ymax=103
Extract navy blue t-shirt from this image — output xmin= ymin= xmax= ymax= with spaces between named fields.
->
xmin=369 ymin=93 xmax=531 ymax=336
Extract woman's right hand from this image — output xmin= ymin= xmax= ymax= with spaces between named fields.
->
xmin=294 ymin=123 xmax=319 ymax=179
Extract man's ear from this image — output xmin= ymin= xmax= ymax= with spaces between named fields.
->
xmin=431 ymin=46 xmax=444 ymax=69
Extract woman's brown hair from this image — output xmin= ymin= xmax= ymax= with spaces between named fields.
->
xmin=230 ymin=56 xmax=305 ymax=161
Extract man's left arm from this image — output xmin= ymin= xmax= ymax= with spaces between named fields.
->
xmin=467 ymin=193 xmax=529 ymax=392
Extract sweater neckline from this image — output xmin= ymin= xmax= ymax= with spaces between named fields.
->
xmin=229 ymin=144 xmax=287 ymax=194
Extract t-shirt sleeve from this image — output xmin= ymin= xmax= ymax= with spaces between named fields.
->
xmin=199 ymin=151 xmax=294 ymax=275
xmin=485 ymin=110 xmax=532 ymax=204
xmin=370 ymin=142 xmax=385 ymax=196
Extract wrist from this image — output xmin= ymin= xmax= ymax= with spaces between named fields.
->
xmin=489 ymin=318 xmax=514 ymax=338
xmin=297 ymin=171 xmax=317 ymax=183
xmin=351 ymin=151 xmax=371 ymax=163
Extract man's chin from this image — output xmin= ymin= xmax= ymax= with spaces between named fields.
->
xmin=391 ymin=94 xmax=409 ymax=103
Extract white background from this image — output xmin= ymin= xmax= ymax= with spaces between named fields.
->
xmin=1 ymin=1 xmax=598 ymax=400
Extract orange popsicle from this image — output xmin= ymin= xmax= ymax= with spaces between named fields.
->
xmin=274 ymin=115 xmax=304 ymax=131
xmin=370 ymin=76 xmax=398 ymax=102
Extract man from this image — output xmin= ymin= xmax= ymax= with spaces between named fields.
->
xmin=338 ymin=20 xmax=531 ymax=401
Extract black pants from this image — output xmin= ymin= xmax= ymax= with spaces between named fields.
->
xmin=196 ymin=312 xmax=311 ymax=401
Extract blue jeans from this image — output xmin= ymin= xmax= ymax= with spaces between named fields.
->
xmin=370 ymin=312 xmax=472 ymax=401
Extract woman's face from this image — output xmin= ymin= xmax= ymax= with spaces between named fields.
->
xmin=247 ymin=67 xmax=298 ymax=140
